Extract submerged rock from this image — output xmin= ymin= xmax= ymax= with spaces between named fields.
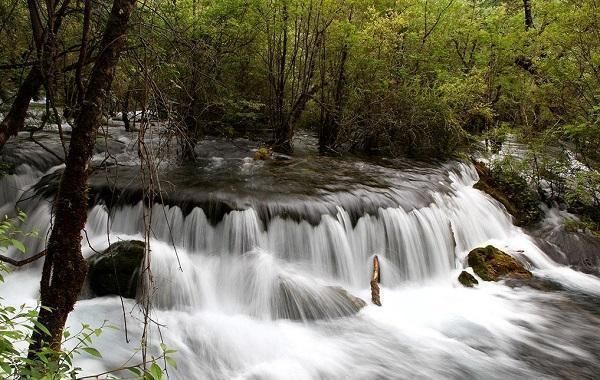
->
xmin=458 ymin=271 xmax=478 ymax=287
xmin=467 ymin=245 xmax=532 ymax=281
xmin=275 ymin=280 xmax=366 ymax=321
xmin=88 ymin=240 xmax=145 ymax=298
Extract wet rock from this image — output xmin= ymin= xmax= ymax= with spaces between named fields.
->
xmin=458 ymin=271 xmax=478 ymax=287
xmin=332 ymin=286 xmax=368 ymax=310
xmin=467 ymin=245 xmax=532 ymax=281
xmin=88 ymin=240 xmax=145 ymax=298
xmin=473 ymin=161 xmax=542 ymax=226
xmin=275 ymin=280 xmax=366 ymax=320
xmin=0 ymin=161 xmax=16 ymax=178
xmin=253 ymin=147 xmax=271 ymax=160
xmin=532 ymin=225 xmax=600 ymax=275
xmin=504 ymin=276 xmax=564 ymax=292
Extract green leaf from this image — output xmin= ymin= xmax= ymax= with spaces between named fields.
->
xmin=0 ymin=361 xmax=12 ymax=374
xmin=33 ymin=320 xmax=51 ymax=337
xmin=11 ymin=240 xmax=26 ymax=253
xmin=81 ymin=347 xmax=102 ymax=358
xmin=166 ymin=356 xmax=177 ymax=369
xmin=149 ymin=363 xmax=163 ymax=380
xmin=127 ymin=366 xmax=142 ymax=376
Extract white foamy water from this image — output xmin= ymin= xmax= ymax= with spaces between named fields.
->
xmin=0 ymin=155 xmax=599 ymax=379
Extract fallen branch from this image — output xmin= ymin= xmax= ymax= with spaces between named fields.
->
xmin=370 ymin=255 xmax=381 ymax=306
xmin=0 ymin=250 xmax=47 ymax=267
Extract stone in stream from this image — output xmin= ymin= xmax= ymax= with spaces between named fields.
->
xmin=467 ymin=245 xmax=532 ymax=281
xmin=275 ymin=279 xmax=366 ymax=320
xmin=458 ymin=271 xmax=478 ymax=287
xmin=87 ymin=240 xmax=145 ymax=299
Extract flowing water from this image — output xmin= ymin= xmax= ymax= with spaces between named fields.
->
xmin=0 ymin=128 xmax=599 ymax=379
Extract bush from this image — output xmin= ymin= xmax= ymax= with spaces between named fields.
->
xmin=474 ymin=160 xmax=543 ymax=226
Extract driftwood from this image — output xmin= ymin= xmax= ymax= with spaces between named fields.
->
xmin=370 ymin=255 xmax=381 ymax=306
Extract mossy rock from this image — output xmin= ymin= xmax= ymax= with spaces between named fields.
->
xmin=458 ymin=271 xmax=478 ymax=287
xmin=467 ymin=245 xmax=532 ymax=281
xmin=473 ymin=161 xmax=543 ymax=226
xmin=88 ymin=240 xmax=145 ymax=299
xmin=253 ymin=147 xmax=271 ymax=161
xmin=0 ymin=161 xmax=16 ymax=178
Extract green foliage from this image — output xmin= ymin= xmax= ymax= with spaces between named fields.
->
xmin=0 ymin=211 xmax=38 ymax=280
xmin=2 ymin=0 xmax=600 ymax=158
xmin=474 ymin=159 xmax=544 ymax=226
xmin=565 ymin=171 xmax=600 ymax=209
xmin=563 ymin=218 xmax=600 ymax=237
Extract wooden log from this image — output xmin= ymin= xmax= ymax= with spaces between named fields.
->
xmin=370 ymin=255 xmax=381 ymax=306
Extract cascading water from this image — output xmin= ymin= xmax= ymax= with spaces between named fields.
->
xmin=1 ymin=130 xmax=599 ymax=379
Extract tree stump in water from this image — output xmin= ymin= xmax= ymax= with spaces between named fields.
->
xmin=371 ymin=255 xmax=382 ymax=306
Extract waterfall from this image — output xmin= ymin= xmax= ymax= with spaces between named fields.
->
xmin=1 ymin=150 xmax=599 ymax=379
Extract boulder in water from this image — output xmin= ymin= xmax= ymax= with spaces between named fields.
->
xmin=458 ymin=271 xmax=478 ymax=287
xmin=88 ymin=240 xmax=145 ymax=298
xmin=332 ymin=286 xmax=368 ymax=310
xmin=275 ymin=279 xmax=366 ymax=320
xmin=467 ymin=245 xmax=532 ymax=281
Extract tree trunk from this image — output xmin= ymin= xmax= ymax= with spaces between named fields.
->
xmin=523 ymin=0 xmax=534 ymax=30
xmin=29 ymin=0 xmax=137 ymax=354
xmin=122 ymin=87 xmax=131 ymax=131
xmin=0 ymin=67 xmax=43 ymax=149
xmin=319 ymin=45 xmax=348 ymax=154
xmin=273 ymin=119 xmax=293 ymax=153
xmin=319 ymin=9 xmax=351 ymax=154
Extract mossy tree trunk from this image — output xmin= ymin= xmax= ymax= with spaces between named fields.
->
xmin=29 ymin=0 xmax=137 ymax=354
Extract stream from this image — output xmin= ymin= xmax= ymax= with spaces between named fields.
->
xmin=0 ymin=125 xmax=599 ymax=379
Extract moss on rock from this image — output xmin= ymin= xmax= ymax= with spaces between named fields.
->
xmin=467 ymin=245 xmax=532 ymax=281
xmin=473 ymin=161 xmax=543 ymax=226
xmin=88 ymin=240 xmax=145 ymax=298
xmin=0 ymin=161 xmax=16 ymax=178
xmin=458 ymin=270 xmax=479 ymax=287
xmin=253 ymin=147 xmax=271 ymax=160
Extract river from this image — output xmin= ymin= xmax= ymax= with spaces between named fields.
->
xmin=0 ymin=126 xmax=599 ymax=379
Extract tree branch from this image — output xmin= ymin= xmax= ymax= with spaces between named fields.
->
xmin=0 ymin=250 xmax=47 ymax=267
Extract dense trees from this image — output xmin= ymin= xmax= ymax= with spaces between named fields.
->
xmin=1 ymin=0 xmax=598 ymax=158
